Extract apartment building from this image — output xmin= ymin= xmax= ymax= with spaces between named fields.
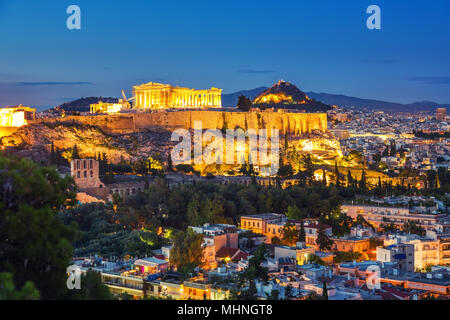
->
xmin=190 ymin=224 xmax=239 ymax=269
xmin=240 ymin=213 xmax=286 ymax=235
xmin=377 ymin=243 xmax=415 ymax=272
xmin=341 ymin=204 xmax=446 ymax=230
xmin=384 ymin=234 xmax=440 ymax=270
xmin=331 ymin=235 xmax=371 ymax=253
xmin=302 ymin=223 xmax=333 ymax=248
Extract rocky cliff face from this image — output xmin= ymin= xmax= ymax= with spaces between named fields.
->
xmin=0 ymin=110 xmax=342 ymax=171
xmin=0 ymin=122 xmax=173 ymax=163
xmin=29 ymin=110 xmax=328 ymax=136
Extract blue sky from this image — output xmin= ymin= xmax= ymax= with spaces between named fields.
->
xmin=0 ymin=0 xmax=449 ymax=110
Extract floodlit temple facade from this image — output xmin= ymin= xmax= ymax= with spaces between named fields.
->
xmin=90 ymin=100 xmax=130 ymax=114
xmin=0 ymin=105 xmax=36 ymax=127
xmin=133 ymin=82 xmax=222 ymax=109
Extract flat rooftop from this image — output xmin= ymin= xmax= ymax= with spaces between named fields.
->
xmin=241 ymin=213 xmax=284 ymax=220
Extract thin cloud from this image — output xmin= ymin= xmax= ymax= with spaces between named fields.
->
xmin=16 ymin=81 xmax=93 ymax=86
xmin=406 ymin=76 xmax=450 ymax=85
xmin=238 ymin=69 xmax=276 ymax=74
xmin=364 ymin=59 xmax=397 ymax=64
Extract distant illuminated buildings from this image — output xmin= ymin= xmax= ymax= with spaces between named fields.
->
xmin=90 ymin=100 xmax=130 ymax=114
xmin=329 ymin=129 xmax=350 ymax=140
xmin=0 ymin=105 xmax=36 ymax=127
xmin=341 ymin=204 xmax=447 ymax=230
xmin=436 ymin=108 xmax=447 ymax=122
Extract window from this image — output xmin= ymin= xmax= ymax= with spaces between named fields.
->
xmin=77 ymin=171 xmax=80 ymax=178
xmin=76 ymin=161 xmax=80 ymax=169
xmin=83 ymin=171 xmax=87 ymax=178
xmin=90 ymin=170 xmax=93 ymax=178
xmin=89 ymin=160 xmax=93 ymax=169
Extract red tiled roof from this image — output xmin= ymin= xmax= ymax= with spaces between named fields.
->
xmin=382 ymin=286 xmax=411 ymax=299
xmin=216 ymin=247 xmax=240 ymax=258
xmin=216 ymin=247 xmax=250 ymax=261
xmin=153 ymin=254 xmax=166 ymax=260
xmin=378 ymin=292 xmax=401 ymax=300
xmin=233 ymin=251 xmax=250 ymax=261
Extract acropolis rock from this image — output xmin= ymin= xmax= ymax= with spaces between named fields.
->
xmin=28 ymin=110 xmax=328 ymax=136
xmin=0 ymin=110 xmax=341 ymax=170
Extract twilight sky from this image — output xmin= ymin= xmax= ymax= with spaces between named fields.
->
xmin=0 ymin=0 xmax=449 ymax=110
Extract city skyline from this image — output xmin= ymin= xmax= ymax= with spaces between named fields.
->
xmin=0 ymin=0 xmax=450 ymax=109
xmin=0 ymin=1 xmax=450 ymax=304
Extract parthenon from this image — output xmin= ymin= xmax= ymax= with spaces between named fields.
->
xmin=133 ymin=82 xmax=222 ymax=109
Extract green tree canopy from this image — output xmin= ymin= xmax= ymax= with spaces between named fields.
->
xmin=316 ymin=228 xmax=334 ymax=252
xmin=403 ymin=221 xmax=426 ymax=236
xmin=170 ymin=229 xmax=204 ymax=276
xmin=66 ymin=270 xmax=113 ymax=300
xmin=285 ymin=205 xmax=306 ymax=220
xmin=237 ymin=95 xmax=253 ymax=111
xmin=235 ymin=244 xmax=269 ymax=300
xmin=0 ymin=272 xmax=39 ymax=300
xmin=0 ymin=154 xmax=77 ymax=299
xmin=280 ymin=222 xmax=299 ymax=246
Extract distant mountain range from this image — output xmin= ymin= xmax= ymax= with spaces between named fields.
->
xmin=48 ymin=88 xmax=449 ymax=114
xmin=222 ymin=87 xmax=450 ymax=112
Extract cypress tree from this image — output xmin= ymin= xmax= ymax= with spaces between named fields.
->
xmin=167 ymin=153 xmax=173 ymax=172
xmin=50 ymin=142 xmax=56 ymax=164
xmin=347 ymin=170 xmax=352 ymax=187
xmin=334 ymin=159 xmax=340 ymax=187
xmin=359 ymin=170 xmax=366 ymax=189
xmin=322 ymin=282 xmax=328 ymax=300
xmin=72 ymin=144 xmax=80 ymax=160
xmin=299 ymin=220 xmax=306 ymax=242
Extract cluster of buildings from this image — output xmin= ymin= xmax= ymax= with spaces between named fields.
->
xmin=70 ymin=158 xmax=334 ymax=205
xmin=342 ymin=204 xmax=447 ymax=231
xmin=70 ymin=158 xmax=145 ymax=203
xmin=73 ymin=202 xmax=450 ymax=299
xmin=329 ymin=107 xmax=450 ymax=173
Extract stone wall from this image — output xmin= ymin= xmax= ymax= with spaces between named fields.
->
xmin=31 ymin=110 xmax=327 ymax=135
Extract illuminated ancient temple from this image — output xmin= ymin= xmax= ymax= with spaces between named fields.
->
xmin=0 ymin=105 xmax=36 ymax=127
xmin=133 ymin=82 xmax=222 ymax=109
